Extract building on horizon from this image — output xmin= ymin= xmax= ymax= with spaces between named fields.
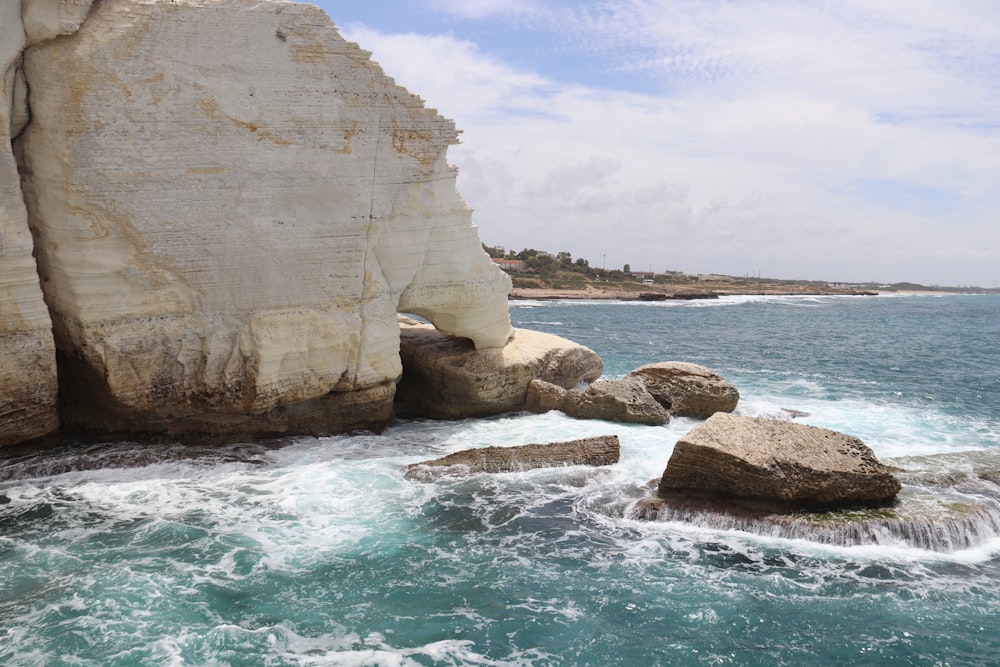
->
xmin=492 ymin=258 xmax=525 ymax=272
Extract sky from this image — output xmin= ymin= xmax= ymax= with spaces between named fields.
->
xmin=315 ymin=0 xmax=1000 ymax=286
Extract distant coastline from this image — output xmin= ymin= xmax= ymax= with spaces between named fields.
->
xmin=507 ymin=284 xmax=990 ymax=301
xmin=509 ymin=281 xmax=880 ymax=301
xmin=502 ymin=271 xmax=999 ymax=300
xmin=485 ymin=250 xmax=995 ymax=300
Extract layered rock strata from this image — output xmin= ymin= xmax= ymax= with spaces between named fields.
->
xmin=657 ymin=413 xmax=900 ymax=509
xmin=3 ymin=0 xmax=514 ymax=442
xmin=406 ymin=435 xmax=620 ymax=479
xmin=396 ymin=320 xmax=603 ymax=419
xmin=630 ymin=487 xmax=999 ymax=552
xmin=627 ymin=361 xmax=738 ymax=418
xmin=0 ymin=0 xmax=91 ymax=446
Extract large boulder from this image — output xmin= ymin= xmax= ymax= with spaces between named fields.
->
xmin=632 ymin=448 xmax=1000 ymax=552
xmin=627 ymin=361 xmax=738 ymax=418
xmin=8 ymin=0 xmax=513 ymax=441
xmin=396 ymin=322 xmax=603 ymax=419
xmin=657 ymin=413 xmax=900 ymax=509
xmin=405 ymin=435 xmax=620 ymax=478
xmin=525 ymin=377 xmax=669 ymax=426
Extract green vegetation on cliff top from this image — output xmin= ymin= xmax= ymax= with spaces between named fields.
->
xmin=484 ymin=244 xmax=1000 ymax=294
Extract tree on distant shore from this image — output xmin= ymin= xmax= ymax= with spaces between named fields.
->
xmin=514 ymin=248 xmax=546 ymax=261
xmin=525 ymin=253 xmax=558 ymax=272
xmin=482 ymin=243 xmax=505 ymax=258
xmin=484 ymin=242 xmax=643 ymax=281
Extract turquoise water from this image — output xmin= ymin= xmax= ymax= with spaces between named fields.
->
xmin=3 ymin=294 xmax=1000 ymax=665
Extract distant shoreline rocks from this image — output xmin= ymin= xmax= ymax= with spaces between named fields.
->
xmin=508 ymin=286 xmax=880 ymax=301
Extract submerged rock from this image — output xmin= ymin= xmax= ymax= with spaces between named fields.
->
xmin=657 ymin=413 xmax=900 ymax=509
xmin=406 ymin=435 xmax=620 ymax=479
xmin=627 ymin=361 xmax=738 ymax=418
xmin=396 ymin=322 xmax=603 ymax=419
xmin=525 ymin=377 xmax=669 ymax=426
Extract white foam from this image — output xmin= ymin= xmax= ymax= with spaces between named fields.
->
xmin=733 ymin=388 xmax=1000 ymax=458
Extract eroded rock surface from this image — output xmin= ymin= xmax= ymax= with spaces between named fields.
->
xmin=5 ymin=0 xmax=512 ymax=441
xmin=627 ymin=361 xmax=738 ymax=418
xmin=406 ymin=435 xmax=620 ymax=478
xmin=396 ymin=321 xmax=603 ymax=419
xmin=632 ymin=448 xmax=1000 ymax=552
xmin=657 ymin=413 xmax=900 ymax=509
xmin=525 ymin=377 xmax=669 ymax=426
xmin=0 ymin=0 xmax=72 ymax=446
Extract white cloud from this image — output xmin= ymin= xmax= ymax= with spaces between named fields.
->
xmin=423 ymin=0 xmax=540 ymax=20
xmin=339 ymin=25 xmax=551 ymax=121
xmin=339 ymin=2 xmax=1000 ymax=285
xmin=569 ymin=0 xmax=1000 ymax=121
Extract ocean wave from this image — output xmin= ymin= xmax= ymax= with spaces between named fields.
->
xmin=5 ymin=296 xmax=1000 ymax=664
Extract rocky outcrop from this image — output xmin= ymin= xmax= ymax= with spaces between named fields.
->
xmin=396 ymin=320 xmax=603 ymax=419
xmin=519 ymin=359 xmax=738 ymax=426
xmin=656 ymin=413 xmax=900 ymax=509
xmin=627 ymin=361 xmax=738 ymax=418
xmin=405 ymin=435 xmax=620 ymax=478
xmin=525 ymin=377 xmax=669 ymax=426
xmin=2 ymin=0 xmax=514 ymax=443
xmin=632 ymin=447 xmax=1000 ymax=552
xmin=0 ymin=0 xmax=85 ymax=446
xmin=634 ymin=291 xmax=720 ymax=301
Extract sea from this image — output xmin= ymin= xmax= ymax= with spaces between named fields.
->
xmin=2 ymin=294 xmax=1000 ymax=666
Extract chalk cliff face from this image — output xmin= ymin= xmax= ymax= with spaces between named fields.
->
xmin=0 ymin=0 xmax=89 ymax=446
xmin=2 ymin=0 xmax=513 ymax=442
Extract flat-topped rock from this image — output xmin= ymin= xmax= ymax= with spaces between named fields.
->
xmin=658 ymin=413 xmax=900 ymax=509
xmin=405 ymin=435 xmax=620 ymax=478
xmin=633 ymin=448 xmax=1000 ymax=552
xmin=627 ymin=361 xmax=738 ymax=418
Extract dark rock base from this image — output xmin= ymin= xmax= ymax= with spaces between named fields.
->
xmin=630 ymin=487 xmax=1000 ymax=552
xmin=58 ymin=372 xmax=396 ymax=445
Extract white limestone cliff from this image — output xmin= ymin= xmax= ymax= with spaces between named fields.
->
xmin=3 ymin=0 xmax=513 ymax=441
xmin=0 ymin=0 xmax=78 ymax=446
